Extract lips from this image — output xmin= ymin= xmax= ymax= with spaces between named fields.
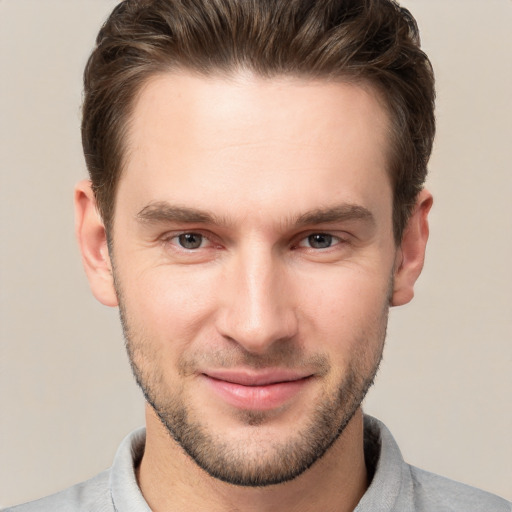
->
xmin=201 ymin=369 xmax=313 ymax=411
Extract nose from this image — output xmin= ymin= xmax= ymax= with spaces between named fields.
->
xmin=216 ymin=247 xmax=298 ymax=354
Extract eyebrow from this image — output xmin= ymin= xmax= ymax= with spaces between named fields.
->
xmin=136 ymin=201 xmax=374 ymax=228
xmin=137 ymin=202 xmax=220 ymax=224
xmin=294 ymin=205 xmax=374 ymax=227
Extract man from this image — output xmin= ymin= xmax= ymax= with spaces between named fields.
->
xmin=4 ymin=0 xmax=510 ymax=511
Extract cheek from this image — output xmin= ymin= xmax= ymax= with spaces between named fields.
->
xmin=117 ymin=262 xmax=220 ymax=346
xmin=296 ymin=265 xmax=391 ymax=350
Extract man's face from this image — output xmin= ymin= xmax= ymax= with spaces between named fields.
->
xmin=111 ymin=72 xmax=397 ymax=485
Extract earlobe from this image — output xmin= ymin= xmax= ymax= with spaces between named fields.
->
xmin=74 ymin=180 xmax=118 ymax=307
xmin=391 ymin=189 xmax=433 ymax=307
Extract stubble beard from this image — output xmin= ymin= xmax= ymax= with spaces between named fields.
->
xmin=117 ymin=294 xmax=387 ymax=488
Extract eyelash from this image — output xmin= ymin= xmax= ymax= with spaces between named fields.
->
xmin=295 ymin=233 xmax=346 ymax=250
xmin=162 ymin=231 xmax=216 ymax=251
xmin=161 ymin=231 xmax=349 ymax=252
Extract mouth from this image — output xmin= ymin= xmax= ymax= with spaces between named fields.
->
xmin=200 ymin=369 xmax=314 ymax=411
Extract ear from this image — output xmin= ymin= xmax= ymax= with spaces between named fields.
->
xmin=391 ymin=189 xmax=433 ymax=307
xmin=74 ymin=180 xmax=118 ymax=307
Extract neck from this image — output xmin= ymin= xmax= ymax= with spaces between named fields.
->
xmin=137 ymin=406 xmax=368 ymax=512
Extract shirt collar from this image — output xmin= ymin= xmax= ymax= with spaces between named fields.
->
xmin=355 ymin=415 xmax=413 ymax=511
xmin=110 ymin=427 xmax=151 ymax=512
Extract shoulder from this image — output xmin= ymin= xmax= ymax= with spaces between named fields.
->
xmin=2 ymin=428 xmax=147 ymax=512
xmin=360 ymin=415 xmax=511 ymax=512
xmin=408 ymin=465 xmax=512 ymax=512
xmin=1 ymin=470 xmax=113 ymax=512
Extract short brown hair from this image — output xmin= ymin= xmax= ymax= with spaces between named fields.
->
xmin=82 ymin=0 xmax=435 ymax=241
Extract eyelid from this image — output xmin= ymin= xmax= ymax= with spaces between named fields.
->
xmin=294 ymin=231 xmax=350 ymax=249
xmin=161 ymin=230 xmax=218 ymax=250
xmin=159 ymin=229 xmax=351 ymax=251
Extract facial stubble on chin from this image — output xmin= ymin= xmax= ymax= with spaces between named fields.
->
xmin=115 ymin=284 xmax=388 ymax=488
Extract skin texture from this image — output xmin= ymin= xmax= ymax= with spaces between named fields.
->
xmin=75 ymin=72 xmax=432 ymax=512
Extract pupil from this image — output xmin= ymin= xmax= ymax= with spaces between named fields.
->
xmin=309 ymin=234 xmax=332 ymax=249
xmin=179 ymin=233 xmax=202 ymax=249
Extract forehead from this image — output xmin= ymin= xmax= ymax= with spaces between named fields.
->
xmin=118 ymin=71 xmax=392 ymax=227
xmin=126 ymin=71 xmax=390 ymax=157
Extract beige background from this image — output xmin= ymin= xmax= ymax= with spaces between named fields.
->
xmin=1 ymin=0 xmax=511 ymax=507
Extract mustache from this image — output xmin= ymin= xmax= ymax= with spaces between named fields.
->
xmin=178 ymin=343 xmax=331 ymax=376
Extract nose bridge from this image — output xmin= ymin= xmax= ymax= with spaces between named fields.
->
xmin=218 ymin=242 xmax=297 ymax=353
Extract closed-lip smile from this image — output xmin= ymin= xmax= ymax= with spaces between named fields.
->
xmin=200 ymin=368 xmax=314 ymax=410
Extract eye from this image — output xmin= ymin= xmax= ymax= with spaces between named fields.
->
xmin=175 ymin=233 xmax=206 ymax=249
xmin=160 ymin=230 xmax=221 ymax=262
xmin=301 ymin=233 xmax=336 ymax=249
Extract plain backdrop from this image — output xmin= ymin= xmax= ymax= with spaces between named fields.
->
xmin=1 ymin=0 xmax=511 ymax=507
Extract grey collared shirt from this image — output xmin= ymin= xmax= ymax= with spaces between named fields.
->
xmin=4 ymin=416 xmax=510 ymax=511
